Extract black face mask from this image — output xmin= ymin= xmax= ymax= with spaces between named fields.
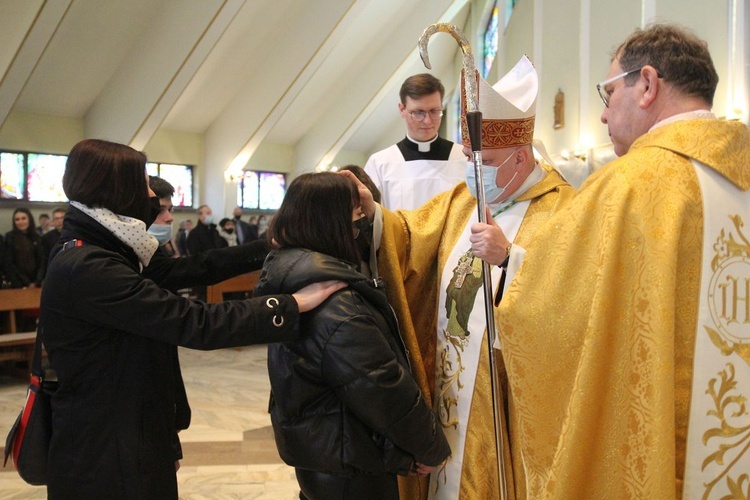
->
xmin=353 ymin=217 xmax=372 ymax=261
xmin=145 ymin=196 xmax=161 ymax=227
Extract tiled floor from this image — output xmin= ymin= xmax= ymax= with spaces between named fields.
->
xmin=0 ymin=346 xmax=301 ymax=499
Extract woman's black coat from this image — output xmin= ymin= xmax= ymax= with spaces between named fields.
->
xmin=41 ymin=207 xmax=299 ymax=500
xmin=257 ymin=248 xmax=450 ymax=476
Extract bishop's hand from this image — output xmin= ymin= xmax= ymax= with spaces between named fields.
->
xmin=339 ymin=170 xmax=375 ymax=222
xmin=470 ymin=206 xmax=512 ymax=266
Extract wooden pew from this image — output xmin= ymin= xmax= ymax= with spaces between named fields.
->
xmin=206 ymin=272 xmax=261 ymax=352
xmin=206 ymin=271 xmax=261 ymax=303
xmin=0 ymin=287 xmax=42 ymax=370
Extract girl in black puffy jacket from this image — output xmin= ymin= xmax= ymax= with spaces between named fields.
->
xmin=257 ymin=172 xmax=450 ymax=500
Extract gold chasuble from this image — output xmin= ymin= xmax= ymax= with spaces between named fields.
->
xmin=379 ymin=166 xmax=574 ymax=500
xmin=496 ymin=118 xmax=750 ymax=499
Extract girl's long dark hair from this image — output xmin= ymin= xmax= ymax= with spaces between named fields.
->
xmin=268 ymin=172 xmax=360 ymax=265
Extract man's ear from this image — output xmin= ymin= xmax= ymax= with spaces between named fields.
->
xmin=639 ymin=65 xmax=660 ymax=108
xmin=515 ymin=147 xmax=531 ymax=171
xmin=398 ymin=102 xmax=406 ymax=115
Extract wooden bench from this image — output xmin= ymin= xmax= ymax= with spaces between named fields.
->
xmin=0 ymin=287 xmax=42 ymax=370
xmin=206 ymin=271 xmax=261 ymax=303
xmin=206 ymin=272 xmax=261 ymax=352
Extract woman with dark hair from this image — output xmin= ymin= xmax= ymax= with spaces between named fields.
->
xmin=41 ymin=139 xmax=343 ymax=499
xmin=3 ymin=207 xmax=45 ymax=288
xmin=257 ymin=172 xmax=450 ymax=500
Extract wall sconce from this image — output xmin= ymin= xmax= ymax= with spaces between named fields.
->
xmin=315 ymin=163 xmax=340 ymax=172
xmin=224 ymin=169 xmax=243 ymax=183
xmin=225 ymin=152 xmax=250 ymax=183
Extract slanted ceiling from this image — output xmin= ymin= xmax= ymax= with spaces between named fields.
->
xmin=1 ymin=0 xmax=472 ymax=181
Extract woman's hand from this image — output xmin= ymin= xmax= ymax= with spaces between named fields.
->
xmin=407 ymin=461 xmax=435 ymax=477
xmin=292 ymin=280 xmax=347 ymax=312
xmin=339 ymin=170 xmax=376 ymax=222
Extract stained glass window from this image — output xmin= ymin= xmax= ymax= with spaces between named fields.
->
xmin=505 ymin=0 xmax=518 ymax=28
xmin=146 ymin=162 xmax=194 ymax=207
xmin=238 ymin=170 xmax=285 ymax=210
xmin=1 ymin=150 xmax=193 ymax=207
xmin=0 ymin=152 xmax=24 ymax=199
xmin=452 ymin=90 xmax=462 ymax=144
xmin=158 ymin=164 xmax=193 ymax=207
xmin=483 ymin=4 xmax=499 ymax=78
xmin=259 ymin=172 xmax=286 ymax=210
xmin=28 ymin=153 xmax=68 ymax=202
xmin=240 ymin=171 xmax=259 ymax=209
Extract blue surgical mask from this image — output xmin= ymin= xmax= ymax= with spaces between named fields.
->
xmin=147 ymin=223 xmax=173 ymax=246
xmin=203 ymin=215 xmax=214 ymax=225
xmin=465 ymin=152 xmax=519 ymax=203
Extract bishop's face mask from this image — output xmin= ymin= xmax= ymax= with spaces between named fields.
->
xmin=465 ymin=151 xmax=518 ymax=204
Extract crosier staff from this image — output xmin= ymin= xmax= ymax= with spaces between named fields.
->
xmin=418 ymin=22 xmax=508 ymax=500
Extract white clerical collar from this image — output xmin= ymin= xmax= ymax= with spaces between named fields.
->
xmin=488 ymin=163 xmax=545 ymax=212
xmin=406 ymin=133 xmax=438 ymax=153
xmin=649 ymin=109 xmax=715 ymax=132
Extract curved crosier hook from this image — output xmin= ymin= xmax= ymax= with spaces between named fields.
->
xmin=418 ymin=22 xmax=508 ymax=500
xmin=418 ymin=23 xmax=478 ymax=112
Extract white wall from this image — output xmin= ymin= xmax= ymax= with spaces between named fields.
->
xmin=497 ymin=0 xmax=745 ymax=171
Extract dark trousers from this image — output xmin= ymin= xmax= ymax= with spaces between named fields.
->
xmin=295 ymin=469 xmax=399 ymax=500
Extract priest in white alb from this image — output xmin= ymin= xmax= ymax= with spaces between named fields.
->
xmin=364 ymin=73 xmax=465 ymax=211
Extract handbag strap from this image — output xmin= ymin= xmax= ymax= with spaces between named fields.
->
xmin=30 ymin=328 xmax=44 ymax=384
xmin=32 ymin=238 xmax=86 ymax=383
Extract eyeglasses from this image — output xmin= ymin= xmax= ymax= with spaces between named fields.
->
xmin=596 ymin=68 xmax=641 ymax=107
xmin=408 ymin=109 xmax=443 ymax=121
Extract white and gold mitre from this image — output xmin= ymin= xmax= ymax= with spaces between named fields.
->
xmin=461 ymin=55 xmax=538 ymax=149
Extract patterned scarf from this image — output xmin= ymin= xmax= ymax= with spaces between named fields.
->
xmin=70 ymin=201 xmax=159 ymax=268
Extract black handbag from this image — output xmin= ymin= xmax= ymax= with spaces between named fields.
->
xmin=3 ymin=327 xmax=57 ymax=485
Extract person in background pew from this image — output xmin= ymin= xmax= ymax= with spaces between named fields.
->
xmin=3 ymin=207 xmax=45 ymax=289
xmin=217 ymin=218 xmax=239 ymax=247
xmin=41 ymin=139 xmax=345 ymax=500
xmin=36 ymin=213 xmax=50 ymax=236
xmin=41 ymin=207 xmax=67 ymax=269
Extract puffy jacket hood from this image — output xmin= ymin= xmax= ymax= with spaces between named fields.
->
xmin=257 ymin=248 xmax=391 ymax=310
